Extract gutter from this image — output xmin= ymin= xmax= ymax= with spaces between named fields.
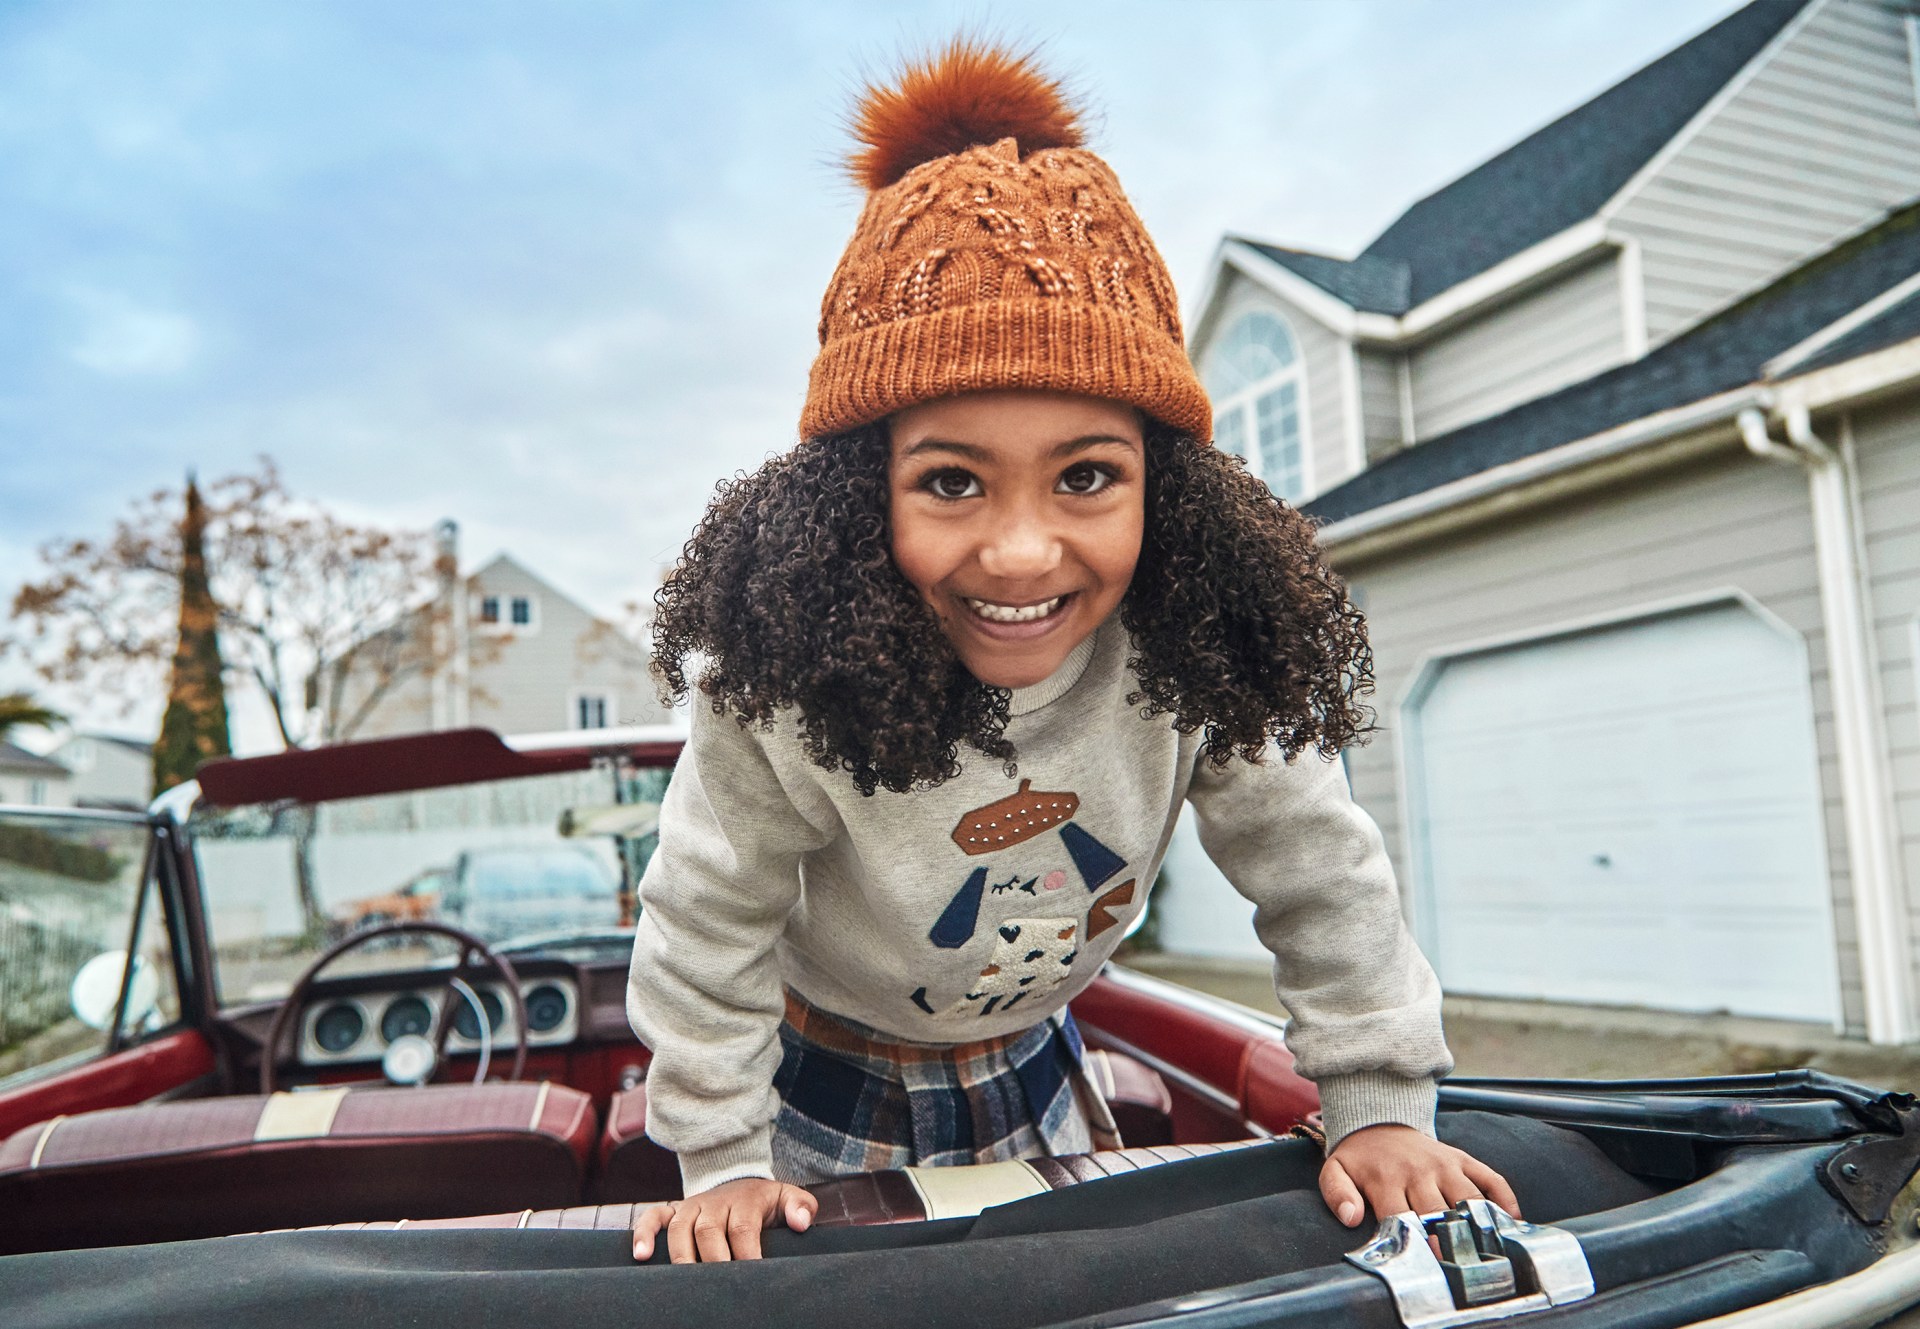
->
xmin=1315 ymin=386 xmax=1769 ymax=563
xmin=1738 ymin=403 xmax=1913 ymax=1046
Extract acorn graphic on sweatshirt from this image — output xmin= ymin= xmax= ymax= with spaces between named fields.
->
xmin=916 ymin=779 xmax=1138 ymax=1020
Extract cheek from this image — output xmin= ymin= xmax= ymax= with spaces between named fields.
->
xmin=888 ymin=499 xmax=949 ymax=608
xmin=1087 ymin=498 xmax=1145 ymax=591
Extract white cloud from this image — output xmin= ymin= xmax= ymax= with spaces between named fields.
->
xmin=66 ymin=291 xmax=200 ymax=376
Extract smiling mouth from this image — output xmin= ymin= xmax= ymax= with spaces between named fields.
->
xmin=962 ymin=594 xmax=1071 ymax=625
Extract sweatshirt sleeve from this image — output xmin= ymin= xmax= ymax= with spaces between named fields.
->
xmin=1185 ymin=746 xmax=1452 ymax=1151
xmin=626 ymin=704 xmax=838 ymax=1195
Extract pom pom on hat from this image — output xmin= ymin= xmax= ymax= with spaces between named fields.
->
xmin=805 ymin=36 xmax=1212 ymax=443
xmin=848 ymin=39 xmax=1085 ymax=192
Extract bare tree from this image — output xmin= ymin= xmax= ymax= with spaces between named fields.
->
xmin=8 ymin=458 xmax=453 ymax=750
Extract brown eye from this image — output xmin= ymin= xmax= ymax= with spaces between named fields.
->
xmin=1057 ymin=463 xmax=1114 ymax=495
xmin=925 ymin=469 xmax=981 ymax=500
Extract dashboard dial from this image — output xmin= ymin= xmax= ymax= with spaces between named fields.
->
xmin=314 ymin=1003 xmax=365 ymax=1054
xmin=452 ymin=988 xmax=505 ymax=1041
xmin=380 ymin=995 xmax=433 ymax=1043
xmin=523 ymin=984 xmax=569 ymax=1034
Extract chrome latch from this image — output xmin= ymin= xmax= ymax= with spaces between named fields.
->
xmin=1345 ymin=1198 xmax=1595 ymax=1328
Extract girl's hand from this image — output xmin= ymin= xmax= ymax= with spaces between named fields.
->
xmin=1318 ymin=1124 xmax=1520 ymax=1228
xmin=630 ymin=1177 xmax=818 ymax=1263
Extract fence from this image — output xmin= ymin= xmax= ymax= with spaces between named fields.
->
xmin=0 ymin=901 xmax=117 ymax=1053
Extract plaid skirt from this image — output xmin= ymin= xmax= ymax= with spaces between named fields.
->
xmin=771 ymin=990 xmax=1116 ymax=1184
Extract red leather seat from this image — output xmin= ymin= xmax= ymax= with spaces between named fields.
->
xmin=0 ymin=1081 xmax=595 ymax=1255
xmin=592 ymin=1081 xmax=682 ymax=1201
xmin=590 ymin=1052 xmax=1179 ymax=1204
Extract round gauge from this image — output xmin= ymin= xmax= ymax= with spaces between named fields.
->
xmin=452 ymin=988 xmax=505 ymax=1041
xmin=523 ymin=984 xmax=569 ymax=1035
xmin=313 ymin=1003 xmax=365 ymax=1054
xmin=380 ymin=995 xmax=433 ymax=1043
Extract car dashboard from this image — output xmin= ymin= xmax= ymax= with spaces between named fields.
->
xmin=295 ymin=964 xmax=586 ymax=1068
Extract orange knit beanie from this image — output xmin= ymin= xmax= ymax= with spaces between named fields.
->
xmin=801 ymin=41 xmax=1212 ymax=443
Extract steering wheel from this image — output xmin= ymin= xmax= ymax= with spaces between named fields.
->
xmin=259 ymin=920 xmax=530 ymax=1094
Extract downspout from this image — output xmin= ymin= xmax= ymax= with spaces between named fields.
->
xmin=1738 ymin=405 xmax=1913 ymax=1044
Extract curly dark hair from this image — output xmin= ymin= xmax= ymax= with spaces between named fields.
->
xmin=652 ymin=419 xmax=1374 ymax=796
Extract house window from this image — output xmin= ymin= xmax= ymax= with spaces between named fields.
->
xmin=510 ymin=596 xmax=532 ymax=626
xmin=27 ymin=780 xmax=46 ymax=806
xmin=1202 ymin=310 xmax=1310 ymax=502
xmin=478 ymin=596 xmax=501 ymax=625
xmin=574 ymin=694 xmax=610 ymax=730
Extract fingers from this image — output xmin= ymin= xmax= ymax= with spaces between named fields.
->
xmin=691 ymin=1210 xmax=733 ymax=1264
xmin=1319 ymin=1157 xmax=1367 ymax=1228
xmin=1464 ymin=1157 xmax=1522 ymax=1218
xmin=781 ymin=1184 xmax=818 ymax=1234
xmin=630 ymin=1202 xmax=673 ymax=1262
xmin=728 ymin=1209 xmax=764 ymax=1262
xmin=666 ymin=1204 xmax=701 ymax=1265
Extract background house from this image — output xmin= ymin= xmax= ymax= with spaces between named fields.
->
xmin=42 ymin=735 xmax=154 ymax=811
xmin=0 ymin=743 xmax=71 ymax=808
xmin=325 ymin=523 xmax=670 ymax=742
xmin=1159 ymin=0 xmax=1920 ymax=1044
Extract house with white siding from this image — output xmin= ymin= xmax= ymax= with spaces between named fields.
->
xmin=1158 ymin=0 xmax=1920 ymax=1045
xmin=322 ymin=528 xmax=670 ymax=742
xmin=0 ymin=743 xmax=71 ymax=808
xmin=43 ymin=734 xmax=152 ymax=810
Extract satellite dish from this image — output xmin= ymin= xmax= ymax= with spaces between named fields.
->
xmin=70 ymin=951 xmax=159 ymax=1032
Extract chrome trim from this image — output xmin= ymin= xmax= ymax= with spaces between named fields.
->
xmin=0 ymin=803 xmax=155 ymax=826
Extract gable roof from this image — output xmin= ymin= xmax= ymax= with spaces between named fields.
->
xmin=0 ymin=740 xmax=69 ymax=776
xmin=1244 ymin=0 xmax=1809 ymax=315
xmin=1305 ymin=198 xmax=1920 ymax=525
xmin=1794 ymin=287 xmax=1920 ymax=375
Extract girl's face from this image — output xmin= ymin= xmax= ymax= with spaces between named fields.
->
xmin=888 ymin=389 xmax=1145 ymax=690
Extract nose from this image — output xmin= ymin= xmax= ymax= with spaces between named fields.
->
xmin=977 ymin=509 xmax=1063 ymax=582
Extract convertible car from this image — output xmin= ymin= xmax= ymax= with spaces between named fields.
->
xmin=1 ymin=725 xmax=1917 ymax=1329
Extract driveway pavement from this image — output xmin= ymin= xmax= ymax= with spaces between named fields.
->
xmin=1122 ymin=952 xmax=1920 ymax=1093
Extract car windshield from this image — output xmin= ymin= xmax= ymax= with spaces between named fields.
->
xmin=188 ymin=766 xmax=666 ymax=1006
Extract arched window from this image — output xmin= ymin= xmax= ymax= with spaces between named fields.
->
xmin=1201 ymin=310 xmax=1309 ymax=501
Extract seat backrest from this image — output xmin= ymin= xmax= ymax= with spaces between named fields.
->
xmin=0 ymin=1080 xmax=595 ymax=1255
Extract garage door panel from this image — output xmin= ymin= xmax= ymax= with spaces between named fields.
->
xmin=1413 ymin=603 xmax=1838 ymax=1023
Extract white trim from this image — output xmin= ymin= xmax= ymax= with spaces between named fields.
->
xmin=1397 ymin=219 xmax=1612 ymax=341
xmin=1203 ymin=307 xmax=1315 ymax=503
xmin=566 ymin=688 xmax=614 ymax=732
xmin=1340 ymin=341 xmax=1367 ymax=481
xmin=1393 ymin=588 xmax=1843 ymax=1026
xmin=1597 ymin=0 xmax=1830 ymax=227
xmin=1318 ymin=385 xmax=1768 ymax=556
xmin=1740 ymin=405 xmax=1913 ymax=1043
xmin=1683 ymin=1243 xmax=1920 ymax=1329
xmin=503 ymin=722 xmax=688 ymax=753
xmin=28 ymin=1116 xmax=66 ymax=1168
xmin=1397 ymin=352 xmax=1416 ymax=445
xmin=1775 ymin=338 xmax=1920 ymax=414
xmin=529 ymin=1080 xmax=551 ymax=1130
xmin=1765 ymin=270 xmax=1920 ymax=377
xmin=1617 ymin=237 xmax=1648 ymax=360
xmin=1906 ymin=15 xmax=1920 ymax=120
xmin=1211 ymin=225 xmax=1618 ymax=349
xmin=1217 ymin=242 xmax=1376 ymax=338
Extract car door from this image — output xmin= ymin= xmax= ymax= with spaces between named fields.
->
xmin=0 ymin=807 xmax=214 ymax=1142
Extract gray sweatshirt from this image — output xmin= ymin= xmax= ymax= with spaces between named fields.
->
xmin=627 ymin=618 xmax=1452 ymax=1195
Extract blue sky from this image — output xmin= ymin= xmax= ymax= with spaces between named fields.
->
xmin=0 ymin=0 xmax=1743 ymax=746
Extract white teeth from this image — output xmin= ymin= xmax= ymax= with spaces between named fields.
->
xmin=965 ymin=596 xmax=1064 ymax=624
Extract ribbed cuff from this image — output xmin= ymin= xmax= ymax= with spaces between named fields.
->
xmin=675 ymin=1126 xmax=777 ymax=1197
xmin=1315 ymin=1071 xmax=1439 ymax=1153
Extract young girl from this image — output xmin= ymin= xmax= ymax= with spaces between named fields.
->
xmin=627 ymin=41 xmax=1516 ymax=1264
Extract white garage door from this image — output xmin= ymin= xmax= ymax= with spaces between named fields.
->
xmin=1409 ymin=601 xmax=1838 ymax=1022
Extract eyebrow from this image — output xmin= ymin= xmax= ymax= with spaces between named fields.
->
xmin=901 ymin=433 xmax=1142 ymax=462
